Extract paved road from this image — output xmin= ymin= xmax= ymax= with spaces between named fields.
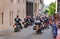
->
xmin=0 ymin=26 xmax=54 ymax=39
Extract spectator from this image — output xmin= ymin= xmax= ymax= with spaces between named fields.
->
xmin=56 ymin=23 xmax=60 ymax=39
xmin=52 ymin=21 xmax=58 ymax=38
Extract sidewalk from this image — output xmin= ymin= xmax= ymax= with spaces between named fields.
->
xmin=0 ymin=25 xmax=13 ymax=32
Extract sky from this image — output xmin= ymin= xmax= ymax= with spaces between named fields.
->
xmin=44 ymin=0 xmax=56 ymax=5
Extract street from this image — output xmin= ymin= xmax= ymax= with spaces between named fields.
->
xmin=0 ymin=0 xmax=58 ymax=39
xmin=0 ymin=26 xmax=54 ymax=39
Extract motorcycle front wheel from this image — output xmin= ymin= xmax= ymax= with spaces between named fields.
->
xmin=36 ymin=29 xmax=41 ymax=34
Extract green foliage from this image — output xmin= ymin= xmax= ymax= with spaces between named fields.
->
xmin=44 ymin=9 xmax=49 ymax=14
xmin=48 ymin=2 xmax=56 ymax=16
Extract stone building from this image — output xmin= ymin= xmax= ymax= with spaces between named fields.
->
xmin=0 ymin=0 xmax=26 ymax=30
xmin=26 ymin=0 xmax=41 ymax=16
xmin=39 ymin=0 xmax=44 ymax=16
xmin=57 ymin=0 xmax=60 ymax=13
xmin=33 ymin=0 xmax=44 ymax=16
xmin=26 ymin=0 xmax=33 ymax=16
xmin=0 ymin=0 xmax=42 ymax=30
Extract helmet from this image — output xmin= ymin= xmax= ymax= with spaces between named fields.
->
xmin=17 ymin=15 xmax=19 ymax=17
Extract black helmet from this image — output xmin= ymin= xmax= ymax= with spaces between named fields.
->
xmin=17 ymin=15 xmax=19 ymax=17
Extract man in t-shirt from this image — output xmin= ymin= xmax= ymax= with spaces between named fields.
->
xmin=14 ymin=15 xmax=22 ymax=29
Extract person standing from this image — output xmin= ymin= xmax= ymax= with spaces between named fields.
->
xmin=52 ymin=21 xmax=58 ymax=39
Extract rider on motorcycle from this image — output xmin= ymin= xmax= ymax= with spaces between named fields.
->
xmin=14 ymin=15 xmax=22 ymax=29
xmin=44 ymin=16 xmax=48 ymax=23
xmin=35 ymin=18 xmax=41 ymax=26
xmin=43 ymin=16 xmax=49 ymax=28
xmin=34 ymin=18 xmax=42 ymax=33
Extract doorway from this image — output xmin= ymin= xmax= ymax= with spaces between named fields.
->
xmin=26 ymin=1 xmax=33 ymax=17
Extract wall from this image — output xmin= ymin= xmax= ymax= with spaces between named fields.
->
xmin=0 ymin=0 xmax=26 ymax=30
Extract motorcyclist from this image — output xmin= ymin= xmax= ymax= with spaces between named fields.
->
xmin=30 ymin=17 xmax=34 ymax=25
xmin=23 ymin=18 xmax=29 ymax=27
xmin=35 ymin=18 xmax=41 ymax=26
xmin=24 ymin=18 xmax=28 ymax=22
xmin=34 ymin=18 xmax=41 ymax=33
xmin=52 ymin=21 xmax=58 ymax=38
xmin=43 ymin=16 xmax=49 ymax=28
xmin=44 ymin=16 xmax=48 ymax=23
xmin=14 ymin=15 xmax=22 ymax=29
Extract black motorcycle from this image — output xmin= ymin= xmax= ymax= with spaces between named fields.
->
xmin=13 ymin=23 xmax=22 ymax=32
xmin=33 ymin=23 xmax=41 ymax=34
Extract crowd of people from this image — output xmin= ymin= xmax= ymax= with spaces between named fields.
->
xmin=50 ymin=13 xmax=60 ymax=39
xmin=24 ymin=15 xmax=49 ymax=28
xmin=14 ymin=13 xmax=60 ymax=39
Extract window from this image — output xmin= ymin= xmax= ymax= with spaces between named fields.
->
xmin=10 ymin=11 xmax=13 ymax=26
xmin=0 ymin=12 xmax=3 ymax=25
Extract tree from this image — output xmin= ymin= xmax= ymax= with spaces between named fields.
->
xmin=48 ymin=2 xmax=56 ymax=16
xmin=44 ymin=9 xmax=49 ymax=14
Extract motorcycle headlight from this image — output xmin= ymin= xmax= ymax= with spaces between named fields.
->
xmin=24 ymin=23 xmax=26 ymax=24
xmin=14 ymin=26 xmax=16 ymax=28
xmin=43 ymin=25 xmax=44 ymax=26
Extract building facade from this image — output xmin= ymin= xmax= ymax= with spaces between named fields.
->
xmin=56 ymin=0 xmax=60 ymax=13
xmin=26 ymin=0 xmax=40 ymax=16
xmin=57 ymin=0 xmax=60 ymax=13
xmin=0 ymin=0 xmax=26 ymax=30
xmin=33 ymin=0 xmax=44 ymax=16
xmin=39 ymin=0 xmax=44 ymax=16
xmin=33 ymin=0 xmax=39 ymax=16
xmin=0 ymin=0 xmax=40 ymax=30
xmin=26 ymin=0 xmax=33 ymax=16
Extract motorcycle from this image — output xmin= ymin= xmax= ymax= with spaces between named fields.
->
xmin=13 ymin=23 xmax=22 ymax=32
xmin=43 ymin=22 xmax=48 ymax=29
xmin=22 ymin=22 xmax=28 ymax=28
xmin=33 ymin=24 xmax=41 ymax=34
